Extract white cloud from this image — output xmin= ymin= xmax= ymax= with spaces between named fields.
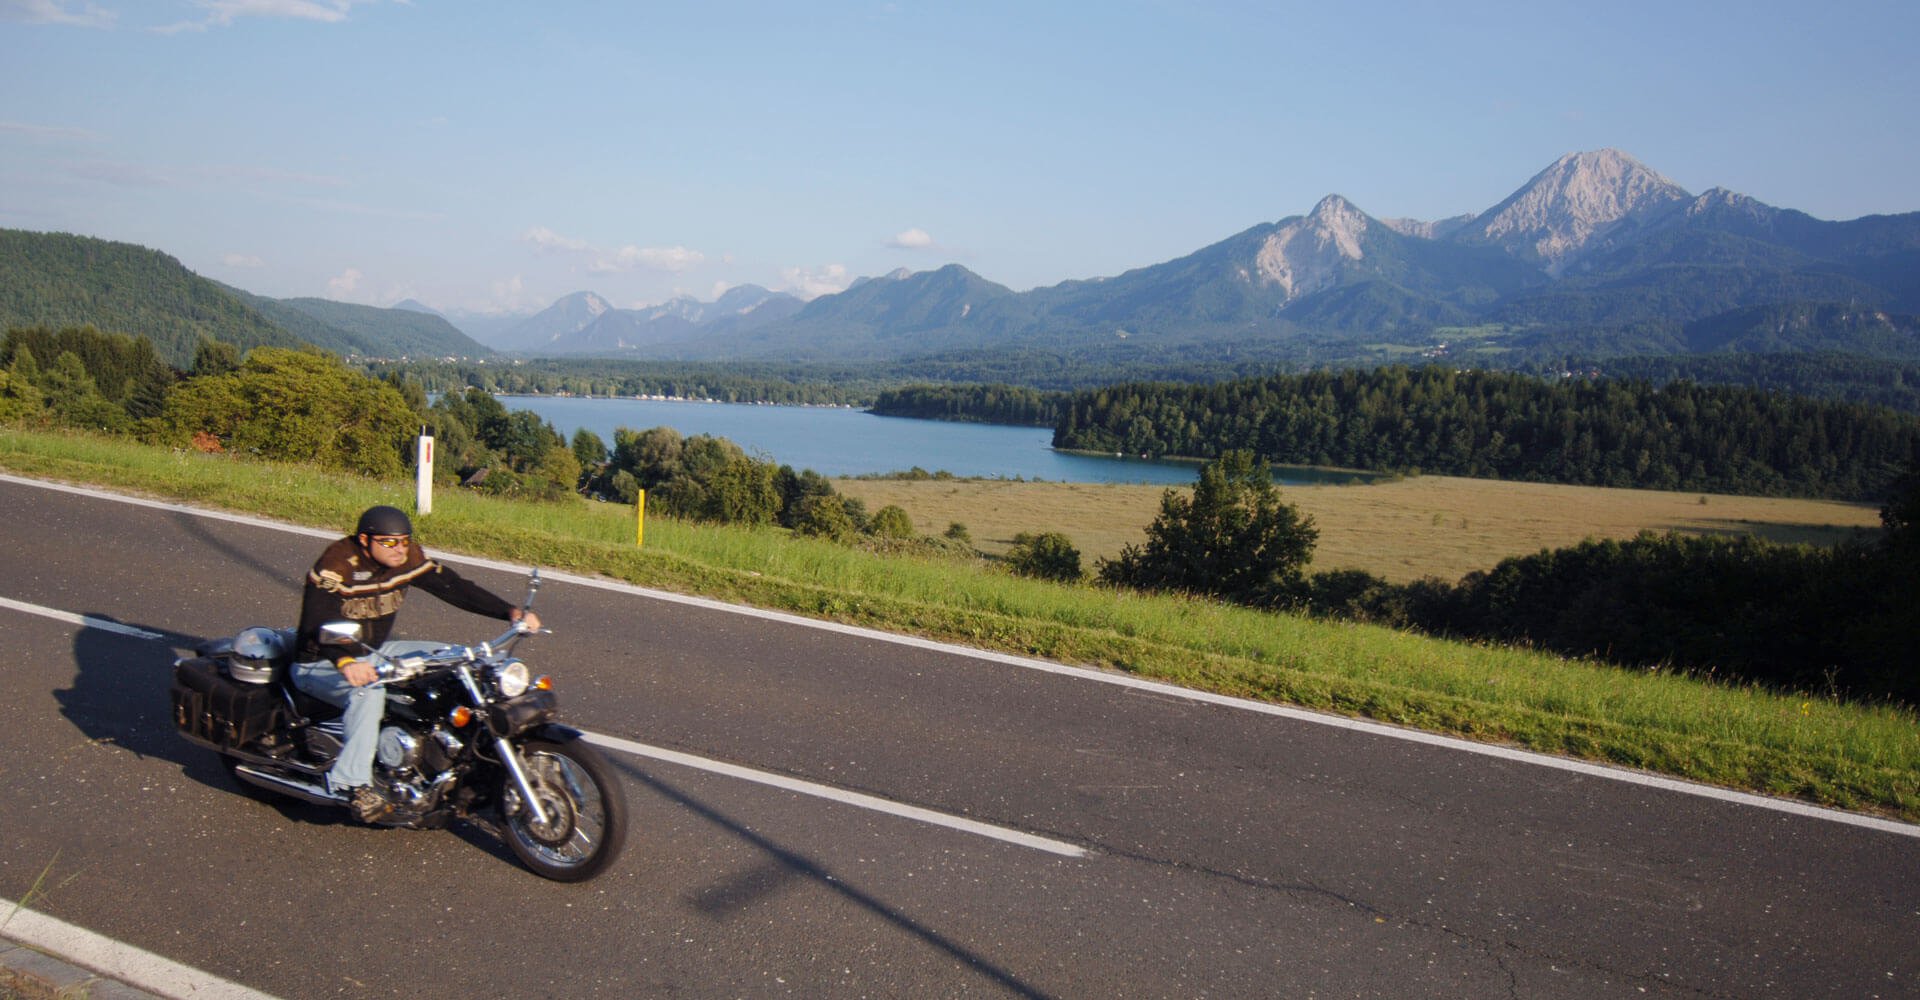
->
xmin=522 ymin=226 xmax=706 ymax=275
xmin=223 ymin=253 xmax=265 ymax=268
xmin=779 ymin=263 xmax=853 ymax=300
xmin=589 ymin=244 xmax=704 ymax=274
xmin=153 ymin=0 xmax=384 ymax=33
xmin=520 ymin=226 xmax=589 ymax=253
xmin=326 ymin=267 xmax=363 ymax=298
xmin=886 ymin=227 xmax=935 ymax=250
xmin=1 ymin=0 xmax=116 ymax=27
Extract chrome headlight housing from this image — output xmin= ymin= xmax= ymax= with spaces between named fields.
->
xmin=494 ymin=658 xmax=531 ymax=698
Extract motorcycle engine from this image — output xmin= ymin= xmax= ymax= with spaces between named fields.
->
xmin=376 ymin=723 xmax=459 ymax=778
xmin=375 ymin=725 xmax=425 ymax=772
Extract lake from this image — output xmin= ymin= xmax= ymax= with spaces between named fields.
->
xmin=501 ymin=395 xmax=1367 ymax=486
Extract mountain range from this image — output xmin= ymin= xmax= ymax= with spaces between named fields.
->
xmin=481 ymin=149 xmax=1920 ymax=365
xmin=3 ymin=149 xmax=1916 ymax=372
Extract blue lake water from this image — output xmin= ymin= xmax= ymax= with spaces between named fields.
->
xmin=501 ymin=395 xmax=1365 ymax=486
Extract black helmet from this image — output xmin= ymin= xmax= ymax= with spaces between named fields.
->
xmin=355 ymin=504 xmax=413 ymax=538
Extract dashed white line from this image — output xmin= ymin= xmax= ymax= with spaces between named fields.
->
xmin=0 ymin=595 xmax=164 ymax=640
xmin=582 ymin=731 xmax=1087 ymax=858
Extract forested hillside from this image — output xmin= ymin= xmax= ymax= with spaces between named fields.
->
xmin=0 ymin=230 xmax=306 ymax=367
xmin=1 ymin=229 xmax=494 ymax=366
xmin=1055 ymin=367 xmax=1920 ymax=499
xmin=277 ymin=296 xmax=492 ymax=358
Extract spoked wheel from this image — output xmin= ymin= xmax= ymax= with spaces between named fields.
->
xmin=499 ymin=738 xmax=628 ymax=882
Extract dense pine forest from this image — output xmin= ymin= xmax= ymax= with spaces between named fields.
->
xmin=1561 ymin=352 xmax=1920 ymax=414
xmin=1053 ymin=367 xmax=1920 ymax=500
xmin=869 ymin=383 xmax=1065 ymax=427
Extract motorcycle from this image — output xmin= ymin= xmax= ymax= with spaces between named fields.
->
xmin=169 ymin=569 xmax=628 ymax=882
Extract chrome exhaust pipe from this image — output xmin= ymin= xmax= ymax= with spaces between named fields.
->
xmin=232 ymin=765 xmax=346 ymax=806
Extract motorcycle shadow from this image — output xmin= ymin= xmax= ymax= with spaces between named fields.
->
xmin=60 ymin=614 xmax=224 ymax=777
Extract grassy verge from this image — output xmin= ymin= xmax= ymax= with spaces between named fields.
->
xmin=4 ymin=425 xmax=1916 ymax=820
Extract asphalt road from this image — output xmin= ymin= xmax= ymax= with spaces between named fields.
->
xmin=0 ymin=475 xmax=1914 ymax=999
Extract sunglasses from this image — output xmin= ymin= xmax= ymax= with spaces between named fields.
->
xmin=366 ymin=535 xmax=410 ymax=549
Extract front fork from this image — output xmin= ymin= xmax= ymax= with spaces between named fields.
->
xmin=457 ymin=664 xmax=552 ymax=827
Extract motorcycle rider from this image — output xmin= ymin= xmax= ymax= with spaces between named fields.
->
xmin=292 ymin=505 xmax=540 ymax=822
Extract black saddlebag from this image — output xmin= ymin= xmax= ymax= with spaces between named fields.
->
xmin=171 ymin=658 xmax=280 ymax=749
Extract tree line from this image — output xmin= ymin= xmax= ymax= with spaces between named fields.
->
xmin=1552 ymin=352 xmax=1920 ymax=415
xmin=868 ymin=383 xmax=1066 ymax=427
xmin=367 ymin=358 xmax=886 ymax=407
xmin=1053 ymin=366 xmax=1920 ymax=500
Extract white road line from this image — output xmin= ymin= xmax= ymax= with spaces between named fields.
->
xmin=0 ymin=587 xmax=1086 ymax=858
xmin=6 ymin=473 xmax=1919 ymax=841
xmin=582 ymin=732 xmax=1087 ymax=858
xmin=0 ymin=899 xmax=279 ymax=1000
xmin=0 ymin=595 xmax=165 ymax=640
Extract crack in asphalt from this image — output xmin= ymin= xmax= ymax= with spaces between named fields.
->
xmin=1056 ymin=835 xmax=1748 ymax=999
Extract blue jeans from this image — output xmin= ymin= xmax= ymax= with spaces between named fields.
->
xmin=292 ymin=640 xmax=444 ymax=794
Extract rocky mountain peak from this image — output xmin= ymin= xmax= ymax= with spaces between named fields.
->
xmin=1686 ymin=187 xmax=1774 ymax=219
xmin=1462 ymin=148 xmax=1691 ymax=273
xmin=1251 ymin=194 xmax=1374 ymax=301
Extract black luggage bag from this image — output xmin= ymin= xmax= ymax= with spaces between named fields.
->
xmin=171 ymin=658 xmax=280 ymax=749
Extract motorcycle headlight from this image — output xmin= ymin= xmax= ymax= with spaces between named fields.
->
xmin=494 ymin=659 xmax=531 ymax=698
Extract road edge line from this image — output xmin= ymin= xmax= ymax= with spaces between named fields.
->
xmin=1 ymin=899 xmax=278 ymax=1000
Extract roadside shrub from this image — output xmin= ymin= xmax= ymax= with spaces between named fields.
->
xmin=792 ymin=495 xmax=861 ymax=543
xmin=1294 ymin=568 xmax=1408 ymax=624
xmin=776 ymin=465 xmax=838 ymax=528
xmin=1008 ymin=531 xmax=1082 ymax=582
xmin=868 ymin=504 xmax=916 ymax=539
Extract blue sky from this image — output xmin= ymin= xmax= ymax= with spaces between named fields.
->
xmin=3 ymin=0 xmax=1915 ymax=317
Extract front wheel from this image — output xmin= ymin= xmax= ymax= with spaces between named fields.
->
xmin=499 ymin=738 xmax=628 ymax=882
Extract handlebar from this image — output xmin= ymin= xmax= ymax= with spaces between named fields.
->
xmin=366 ymin=619 xmax=548 ymax=686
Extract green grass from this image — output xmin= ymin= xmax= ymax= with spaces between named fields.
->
xmin=5 ymin=425 xmax=1918 ymax=820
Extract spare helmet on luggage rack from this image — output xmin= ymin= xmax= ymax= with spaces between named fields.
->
xmin=227 ymin=626 xmax=288 ymax=684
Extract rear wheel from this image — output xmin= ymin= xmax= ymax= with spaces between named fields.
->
xmin=499 ymin=738 xmax=628 ymax=882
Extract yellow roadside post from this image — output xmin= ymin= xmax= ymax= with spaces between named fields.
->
xmin=635 ymin=489 xmax=646 ymax=547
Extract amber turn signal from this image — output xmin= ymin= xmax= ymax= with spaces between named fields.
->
xmin=534 ymin=676 xmax=553 ymax=691
xmin=449 ymin=706 xmax=474 ymax=727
